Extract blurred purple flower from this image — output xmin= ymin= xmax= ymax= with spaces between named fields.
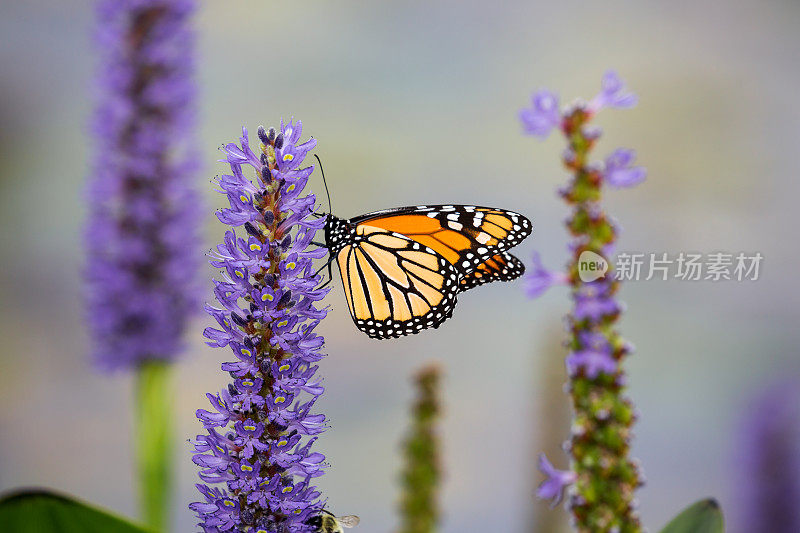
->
xmin=519 ymin=89 xmax=561 ymax=139
xmin=521 ymin=71 xmax=644 ymax=530
xmin=85 ymin=0 xmax=201 ymax=371
xmin=536 ymin=453 xmax=576 ymax=507
xmin=736 ymin=381 xmax=800 ymax=533
xmin=588 ymin=70 xmax=638 ymax=112
xmin=573 ymin=280 xmax=622 ymax=322
xmin=604 ymin=148 xmax=647 ymax=188
xmin=190 ymin=122 xmax=329 ymax=532
xmin=566 ymin=332 xmax=616 ymax=378
xmin=524 ymin=251 xmax=568 ymax=299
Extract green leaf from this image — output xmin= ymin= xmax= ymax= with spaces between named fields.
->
xmin=659 ymin=498 xmax=725 ymax=533
xmin=0 ymin=490 xmax=151 ymax=532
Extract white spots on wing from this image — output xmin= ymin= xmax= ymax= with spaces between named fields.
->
xmin=447 ymin=213 xmax=460 ymax=221
xmin=448 ymin=221 xmax=463 ymax=231
xmin=476 ymin=232 xmax=491 ymax=244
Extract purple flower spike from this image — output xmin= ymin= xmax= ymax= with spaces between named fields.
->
xmin=520 ymin=71 xmax=645 ymax=530
xmin=191 ymin=122 xmax=329 ymax=532
xmin=85 ymin=0 xmax=201 ymax=371
xmin=737 ymin=381 xmax=800 ymax=533
xmin=588 ymin=70 xmax=638 ymax=113
xmin=525 ymin=251 xmax=568 ymax=299
xmin=519 ymin=89 xmax=561 ymax=139
xmin=604 ymin=148 xmax=647 ymax=188
xmin=536 ymin=453 xmax=576 ymax=507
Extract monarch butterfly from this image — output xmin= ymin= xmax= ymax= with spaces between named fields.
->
xmin=323 ymin=204 xmax=532 ymax=339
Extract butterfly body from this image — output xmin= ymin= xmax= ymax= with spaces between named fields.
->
xmin=324 ymin=205 xmax=531 ymax=339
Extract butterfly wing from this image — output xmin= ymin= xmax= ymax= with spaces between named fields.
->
xmin=349 ymin=205 xmax=532 ymax=274
xmin=334 ymin=224 xmax=460 ymax=339
xmin=458 ymin=251 xmax=526 ymax=292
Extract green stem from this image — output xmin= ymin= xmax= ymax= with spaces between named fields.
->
xmin=135 ymin=360 xmax=173 ymax=532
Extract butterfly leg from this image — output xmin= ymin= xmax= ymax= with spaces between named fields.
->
xmin=313 ymin=254 xmax=336 ymax=289
xmin=315 ymin=261 xmax=334 ymax=290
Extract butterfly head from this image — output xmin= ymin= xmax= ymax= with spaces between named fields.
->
xmin=323 ymin=214 xmax=351 ymax=255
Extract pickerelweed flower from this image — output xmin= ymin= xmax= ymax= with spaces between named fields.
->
xmin=524 ymin=251 xmax=569 ymax=299
xmin=735 ymin=381 xmax=800 ymax=533
xmin=588 ymin=71 xmax=639 ymax=113
xmin=519 ymin=89 xmax=561 ymax=139
xmin=85 ymin=2 xmax=200 ymax=530
xmin=521 ymin=71 xmax=645 ymax=532
xmin=604 ymin=149 xmax=647 ymax=188
xmin=190 ymin=122 xmax=329 ymax=532
xmin=537 ymin=453 xmax=577 ymax=508
xmin=85 ymin=0 xmax=201 ymax=371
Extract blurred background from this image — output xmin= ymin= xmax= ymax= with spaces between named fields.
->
xmin=1 ymin=1 xmax=799 ymax=531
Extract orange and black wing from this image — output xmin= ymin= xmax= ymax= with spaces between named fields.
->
xmin=334 ymin=224 xmax=460 ymax=339
xmin=349 ymin=205 xmax=532 ymax=274
xmin=458 ymin=252 xmax=525 ymax=292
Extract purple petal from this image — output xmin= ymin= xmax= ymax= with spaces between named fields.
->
xmin=604 ymin=148 xmax=647 ymax=188
xmin=519 ymin=89 xmax=561 ymax=139
xmin=588 ymin=70 xmax=639 ymax=112
xmin=524 ymin=252 xmax=568 ymax=299
xmin=536 ymin=454 xmax=576 ymax=507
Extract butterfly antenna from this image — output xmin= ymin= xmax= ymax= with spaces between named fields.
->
xmin=314 ymin=154 xmax=332 ymax=215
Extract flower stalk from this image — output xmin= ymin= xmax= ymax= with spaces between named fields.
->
xmin=190 ymin=122 xmax=329 ymax=532
xmin=521 ymin=72 xmax=645 ymax=532
xmin=135 ymin=361 xmax=174 ymax=532
xmin=86 ymin=1 xmax=200 ymax=530
xmin=398 ymin=363 xmax=442 ymax=533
